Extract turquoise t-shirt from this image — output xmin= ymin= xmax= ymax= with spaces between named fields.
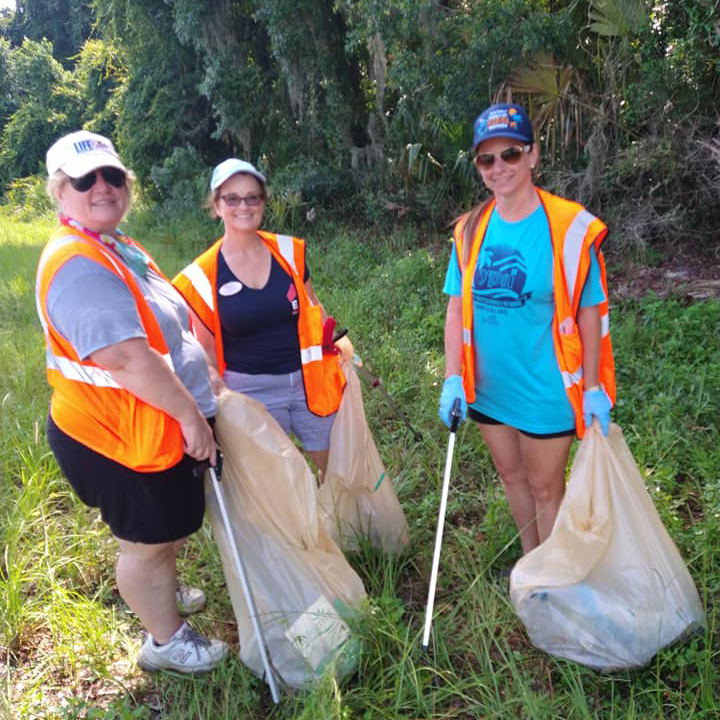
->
xmin=443 ymin=205 xmax=605 ymax=434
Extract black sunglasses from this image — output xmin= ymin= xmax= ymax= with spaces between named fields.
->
xmin=474 ymin=144 xmax=532 ymax=170
xmin=70 ymin=167 xmax=127 ymax=192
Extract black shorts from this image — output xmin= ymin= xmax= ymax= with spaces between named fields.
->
xmin=468 ymin=408 xmax=576 ymax=440
xmin=47 ymin=414 xmax=206 ymax=544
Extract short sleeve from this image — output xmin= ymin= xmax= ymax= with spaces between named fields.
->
xmin=443 ymin=240 xmax=462 ymax=296
xmin=578 ymin=245 xmax=606 ymax=308
xmin=46 ymin=256 xmax=147 ymax=359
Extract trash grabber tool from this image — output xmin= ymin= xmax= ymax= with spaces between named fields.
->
xmin=196 ymin=456 xmax=282 ymax=703
xmin=351 ymin=354 xmax=423 ymax=442
xmin=421 ymin=398 xmax=462 ymax=651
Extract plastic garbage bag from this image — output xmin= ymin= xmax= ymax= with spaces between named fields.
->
xmin=319 ymin=361 xmax=410 ymax=553
xmin=207 ymin=389 xmax=367 ymax=689
xmin=510 ymin=422 xmax=705 ymax=671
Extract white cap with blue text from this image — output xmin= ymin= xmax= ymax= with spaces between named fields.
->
xmin=210 ymin=158 xmax=266 ymax=191
xmin=46 ymin=130 xmax=127 ymax=178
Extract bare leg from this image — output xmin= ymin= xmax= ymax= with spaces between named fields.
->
xmin=517 ymin=433 xmax=574 ymax=544
xmin=307 ymin=449 xmax=329 ymax=479
xmin=115 ymin=537 xmax=184 ymax=643
xmin=477 ymin=423 xmax=540 ymax=553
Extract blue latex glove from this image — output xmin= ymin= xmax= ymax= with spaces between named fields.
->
xmin=583 ymin=386 xmax=612 ymax=436
xmin=438 ymin=375 xmax=467 ymax=430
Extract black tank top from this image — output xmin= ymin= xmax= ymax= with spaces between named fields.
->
xmin=217 ymin=249 xmax=310 ymax=374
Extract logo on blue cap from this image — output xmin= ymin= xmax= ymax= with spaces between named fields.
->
xmin=472 ymin=104 xmax=533 ymax=151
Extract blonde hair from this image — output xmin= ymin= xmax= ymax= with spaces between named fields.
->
xmin=46 ymin=168 xmax=137 ymax=212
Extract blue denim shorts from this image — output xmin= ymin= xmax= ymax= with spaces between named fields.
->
xmin=223 ymin=369 xmax=336 ymax=451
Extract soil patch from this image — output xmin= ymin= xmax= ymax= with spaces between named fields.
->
xmin=608 ymin=248 xmax=720 ymax=301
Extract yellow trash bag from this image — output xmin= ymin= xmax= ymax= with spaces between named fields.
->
xmin=207 ymin=389 xmax=367 ymax=689
xmin=319 ymin=361 xmax=410 ymax=553
xmin=510 ymin=422 xmax=705 ymax=670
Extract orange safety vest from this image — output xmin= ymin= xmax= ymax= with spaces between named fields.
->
xmin=172 ymin=231 xmax=345 ymax=417
xmin=36 ymin=225 xmax=185 ymax=471
xmin=453 ymin=188 xmax=616 ymax=438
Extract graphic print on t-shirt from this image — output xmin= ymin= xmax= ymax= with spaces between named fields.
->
xmin=472 ymin=244 xmax=532 ymax=308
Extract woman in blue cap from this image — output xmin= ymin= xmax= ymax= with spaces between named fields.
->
xmin=438 ymin=103 xmax=616 ymax=554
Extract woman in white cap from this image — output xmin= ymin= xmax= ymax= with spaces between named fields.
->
xmin=439 ymin=104 xmax=616 ymax=555
xmin=173 ymin=159 xmax=350 ymax=479
xmin=36 ymin=130 xmax=228 ymax=673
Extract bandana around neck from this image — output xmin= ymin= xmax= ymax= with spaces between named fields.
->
xmin=59 ymin=215 xmax=150 ymax=278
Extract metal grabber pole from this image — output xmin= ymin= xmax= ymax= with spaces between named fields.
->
xmin=422 ymin=398 xmax=462 ymax=651
xmin=200 ymin=457 xmax=282 ymax=703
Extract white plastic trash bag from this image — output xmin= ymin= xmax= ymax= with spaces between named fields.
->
xmin=319 ymin=361 xmax=410 ymax=553
xmin=207 ymin=389 xmax=367 ymax=689
xmin=510 ymin=422 xmax=705 ymax=671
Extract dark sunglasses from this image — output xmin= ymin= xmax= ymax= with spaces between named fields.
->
xmin=219 ymin=193 xmax=264 ymax=207
xmin=474 ymin=144 xmax=532 ymax=170
xmin=70 ymin=167 xmax=127 ymax=192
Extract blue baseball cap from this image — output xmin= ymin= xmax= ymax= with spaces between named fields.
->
xmin=471 ymin=104 xmax=534 ymax=152
xmin=210 ymin=158 xmax=266 ymax=191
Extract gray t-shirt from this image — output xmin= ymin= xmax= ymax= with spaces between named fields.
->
xmin=46 ymin=254 xmax=216 ymax=418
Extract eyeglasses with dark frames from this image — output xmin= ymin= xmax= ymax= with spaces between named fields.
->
xmin=70 ymin=167 xmax=127 ymax=192
xmin=474 ymin=144 xmax=532 ymax=170
xmin=219 ymin=193 xmax=265 ymax=207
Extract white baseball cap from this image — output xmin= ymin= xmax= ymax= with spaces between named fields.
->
xmin=46 ymin=130 xmax=128 ymax=178
xmin=210 ymin=158 xmax=266 ymax=191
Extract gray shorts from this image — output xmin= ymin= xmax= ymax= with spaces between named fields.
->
xmin=223 ymin=368 xmax=335 ymax=452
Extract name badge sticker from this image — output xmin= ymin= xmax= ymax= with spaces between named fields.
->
xmin=219 ymin=281 xmax=243 ymax=296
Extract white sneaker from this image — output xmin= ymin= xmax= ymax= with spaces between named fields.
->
xmin=137 ymin=622 xmax=229 ymax=673
xmin=176 ymin=585 xmax=206 ymax=615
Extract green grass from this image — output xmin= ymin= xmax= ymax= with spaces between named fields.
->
xmin=1 ymin=208 xmax=718 ymax=718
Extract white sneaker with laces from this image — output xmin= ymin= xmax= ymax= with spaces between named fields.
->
xmin=176 ymin=585 xmax=206 ymax=615
xmin=137 ymin=621 xmax=229 ymax=673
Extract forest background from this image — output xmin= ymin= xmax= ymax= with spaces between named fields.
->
xmin=1 ymin=1 xmax=720 ymax=719
xmin=0 ymin=0 xmax=719 ymax=254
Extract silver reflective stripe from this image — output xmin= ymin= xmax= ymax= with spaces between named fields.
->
xmin=48 ymin=351 xmax=121 ymax=388
xmin=276 ymin=235 xmax=297 ymax=274
xmin=181 ymin=263 xmax=214 ymax=311
xmin=47 ymin=349 xmax=174 ymax=385
xmin=159 ymin=351 xmax=175 ymax=370
xmin=560 ymin=367 xmax=584 ymax=389
xmin=463 ymin=328 xmax=472 ymax=344
xmin=601 ymin=312 xmax=610 ymax=336
xmin=300 ymin=345 xmax=323 ymax=364
xmin=563 ymin=210 xmax=595 ymax=305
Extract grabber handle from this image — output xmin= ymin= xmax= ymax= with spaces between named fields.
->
xmin=450 ymin=398 xmax=462 ymax=433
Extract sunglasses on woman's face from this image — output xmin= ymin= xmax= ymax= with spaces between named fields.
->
xmin=474 ymin=144 xmax=532 ymax=170
xmin=70 ymin=167 xmax=127 ymax=192
xmin=219 ymin=193 xmax=264 ymax=207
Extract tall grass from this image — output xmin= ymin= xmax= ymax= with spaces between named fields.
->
xmin=1 ymin=208 xmax=718 ymax=719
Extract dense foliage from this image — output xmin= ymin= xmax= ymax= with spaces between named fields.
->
xmin=0 ymin=0 xmax=719 ymax=248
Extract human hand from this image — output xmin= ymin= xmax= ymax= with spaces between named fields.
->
xmin=208 ymin=365 xmax=225 ymax=396
xmin=583 ymin=386 xmax=612 ymax=436
xmin=334 ymin=334 xmax=354 ymax=362
xmin=179 ymin=409 xmax=217 ymax=465
xmin=438 ymin=375 xmax=467 ymax=430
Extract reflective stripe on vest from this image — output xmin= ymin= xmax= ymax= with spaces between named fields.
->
xmin=181 ymin=261 xmax=215 ymax=312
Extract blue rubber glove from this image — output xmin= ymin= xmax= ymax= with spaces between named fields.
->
xmin=438 ymin=375 xmax=467 ymax=430
xmin=583 ymin=386 xmax=612 ymax=436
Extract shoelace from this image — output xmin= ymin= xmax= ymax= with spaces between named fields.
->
xmin=180 ymin=625 xmax=212 ymax=660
